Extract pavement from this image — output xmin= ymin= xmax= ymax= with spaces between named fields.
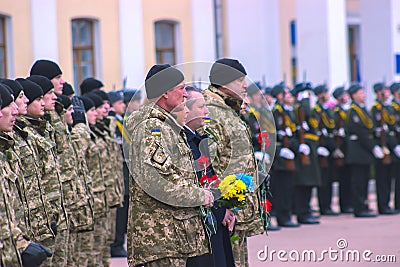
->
xmin=111 ymin=182 xmax=400 ymax=266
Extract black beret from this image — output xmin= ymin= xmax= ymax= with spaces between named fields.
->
xmin=16 ymin=78 xmax=44 ymax=106
xmin=247 ymin=83 xmax=261 ymax=96
xmin=79 ymin=96 xmax=95 ymax=112
xmin=108 ymin=91 xmax=123 ymax=105
xmin=0 ymin=83 xmax=14 ymax=108
xmin=30 ymin=59 xmax=62 ymax=80
xmin=293 ymin=82 xmax=312 ymax=95
xmin=85 ymin=92 xmax=104 ymax=108
xmin=332 ymin=86 xmax=346 ymax=99
xmin=373 ymin=82 xmax=388 ymax=93
xmin=348 ymin=83 xmax=363 ymax=95
xmin=80 ymin=78 xmax=104 ymax=95
xmin=390 ymin=82 xmax=400 ymax=94
xmin=0 ymin=79 xmax=23 ymax=98
xmin=27 ymin=75 xmax=54 ymax=95
xmin=58 ymin=95 xmax=71 ymax=109
xmin=209 ymin=58 xmax=247 ymax=87
xmin=314 ymin=84 xmax=328 ymax=95
xmin=271 ymin=83 xmax=285 ymax=98
xmin=91 ymin=89 xmax=109 ymax=102
xmin=62 ymin=82 xmax=74 ymax=96
xmin=145 ymin=64 xmax=184 ymax=99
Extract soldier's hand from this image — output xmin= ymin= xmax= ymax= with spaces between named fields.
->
xmin=22 ymin=242 xmax=53 ymax=267
xmin=394 ymin=145 xmax=400 ymax=158
xmin=372 ymin=145 xmax=384 ymax=159
xmin=298 ymin=144 xmax=310 ymax=155
xmin=222 ymin=209 xmax=235 ymax=231
xmin=332 ymin=148 xmax=344 ymax=158
xmin=279 ymin=148 xmax=295 ymax=159
xmin=71 ymin=96 xmax=86 ymax=126
xmin=202 ymin=189 xmax=214 ymax=207
xmin=317 ymin=146 xmax=330 ymax=157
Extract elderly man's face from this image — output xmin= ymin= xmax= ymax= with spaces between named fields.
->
xmin=165 ymin=82 xmax=188 ymax=109
xmin=224 ymin=76 xmax=248 ymax=100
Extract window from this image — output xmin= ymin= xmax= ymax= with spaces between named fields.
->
xmin=72 ymin=19 xmax=95 ymax=92
xmin=155 ymin=21 xmax=177 ymax=65
xmin=0 ymin=16 xmax=7 ymax=78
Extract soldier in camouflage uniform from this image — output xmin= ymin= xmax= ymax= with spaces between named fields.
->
xmin=17 ymin=78 xmax=69 ymax=265
xmin=126 ymin=64 xmax=212 ymax=267
xmin=389 ymin=82 xmax=400 ymax=212
xmin=370 ymin=83 xmax=398 ymax=215
xmin=0 ymin=83 xmax=52 ymax=267
xmin=202 ymin=58 xmax=264 ymax=267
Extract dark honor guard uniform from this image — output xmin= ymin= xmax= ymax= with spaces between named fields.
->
xmin=370 ymin=83 xmax=397 ymax=215
xmin=313 ymin=85 xmax=338 ymax=216
xmin=389 ymin=82 xmax=400 ymax=212
xmin=346 ymin=83 xmax=380 ymax=218
xmin=292 ymin=82 xmax=321 ymax=224
xmin=332 ymin=86 xmax=353 ymax=213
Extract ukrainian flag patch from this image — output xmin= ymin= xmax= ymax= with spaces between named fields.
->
xmin=151 ymin=129 xmax=161 ymax=135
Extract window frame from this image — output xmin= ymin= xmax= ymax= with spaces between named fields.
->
xmin=154 ymin=20 xmax=177 ymax=65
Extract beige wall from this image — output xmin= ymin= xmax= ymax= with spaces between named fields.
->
xmin=57 ymin=0 xmax=122 ymax=90
xmin=279 ymin=0 xmax=295 ymax=87
xmin=0 ymin=0 xmax=33 ymax=78
xmin=346 ymin=0 xmax=360 ymax=15
xmin=142 ymin=0 xmax=193 ymax=72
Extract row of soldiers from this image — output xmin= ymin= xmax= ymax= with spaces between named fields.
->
xmin=0 ymin=59 xmax=127 ymax=267
xmin=243 ymin=80 xmax=400 ymax=228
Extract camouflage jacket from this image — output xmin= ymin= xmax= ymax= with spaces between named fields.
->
xmin=0 ymin=137 xmax=30 ymax=267
xmin=20 ymin=116 xmax=68 ymax=232
xmin=202 ymin=86 xmax=263 ymax=235
xmin=11 ymin=118 xmax=54 ymax=241
xmin=77 ymin=124 xmax=107 ymax=218
xmin=125 ymin=103 xmax=209 ymax=265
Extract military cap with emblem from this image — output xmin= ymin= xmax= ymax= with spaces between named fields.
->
xmin=145 ymin=64 xmax=184 ymax=99
xmin=16 ymin=78 xmax=44 ymax=105
xmin=373 ymin=82 xmax=388 ymax=93
xmin=313 ymin=84 xmax=328 ymax=95
xmin=348 ymin=83 xmax=363 ymax=96
xmin=271 ymin=82 xmax=285 ymax=98
xmin=292 ymin=82 xmax=312 ymax=95
xmin=209 ymin=58 xmax=247 ymax=87
xmin=123 ymin=89 xmax=141 ymax=104
xmin=332 ymin=86 xmax=346 ymax=99
xmin=108 ymin=91 xmax=123 ymax=105
xmin=389 ymin=82 xmax=400 ymax=94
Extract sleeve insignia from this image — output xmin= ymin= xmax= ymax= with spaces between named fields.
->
xmin=152 ymin=146 xmax=167 ymax=164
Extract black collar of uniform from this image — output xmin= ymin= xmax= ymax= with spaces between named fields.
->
xmin=0 ymin=132 xmax=14 ymax=151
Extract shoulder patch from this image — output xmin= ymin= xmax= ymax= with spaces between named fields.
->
xmin=152 ymin=146 xmax=167 ymax=165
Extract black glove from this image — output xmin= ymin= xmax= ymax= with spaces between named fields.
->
xmin=50 ymin=221 xmax=57 ymax=236
xmin=21 ymin=242 xmax=53 ymax=267
xmin=71 ymin=96 xmax=86 ymax=126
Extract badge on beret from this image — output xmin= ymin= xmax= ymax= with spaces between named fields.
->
xmin=152 ymin=146 xmax=167 ymax=164
xmin=352 ymin=115 xmax=360 ymax=123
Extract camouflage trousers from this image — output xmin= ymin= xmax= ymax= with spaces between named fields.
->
xmin=141 ymin=257 xmax=187 ymax=267
xmin=0 ymin=239 xmax=23 ymax=267
xmin=41 ymin=229 xmax=69 ymax=267
xmin=232 ymin=230 xmax=249 ymax=267
xmin=102 ymin=208 xmax=117 ymax=267
xmin=88 ymin=216 xmax=107 ymax=267
xmin=68 ymin=230 xmax=94 ymax=267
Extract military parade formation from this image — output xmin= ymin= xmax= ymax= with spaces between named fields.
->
xmin=1 ymin=57 xmax=400 ymax=267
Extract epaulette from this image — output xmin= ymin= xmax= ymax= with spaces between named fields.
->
xmin=313 ymin=103 xmax=322 ymax=113
xmin=273 ymin=104 xmax=283 ymax=112
xmin=372 ymin=101 xmax=382 ymax=110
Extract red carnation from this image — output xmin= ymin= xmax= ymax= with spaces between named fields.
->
xmin=197 ymin=156 xmax=210 ymax=166
xmin=257 ymin=132 xmax=270 ymax=149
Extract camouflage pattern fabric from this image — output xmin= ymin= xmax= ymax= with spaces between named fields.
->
xmin=126 ymin=103 xmax=209 ymax=266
